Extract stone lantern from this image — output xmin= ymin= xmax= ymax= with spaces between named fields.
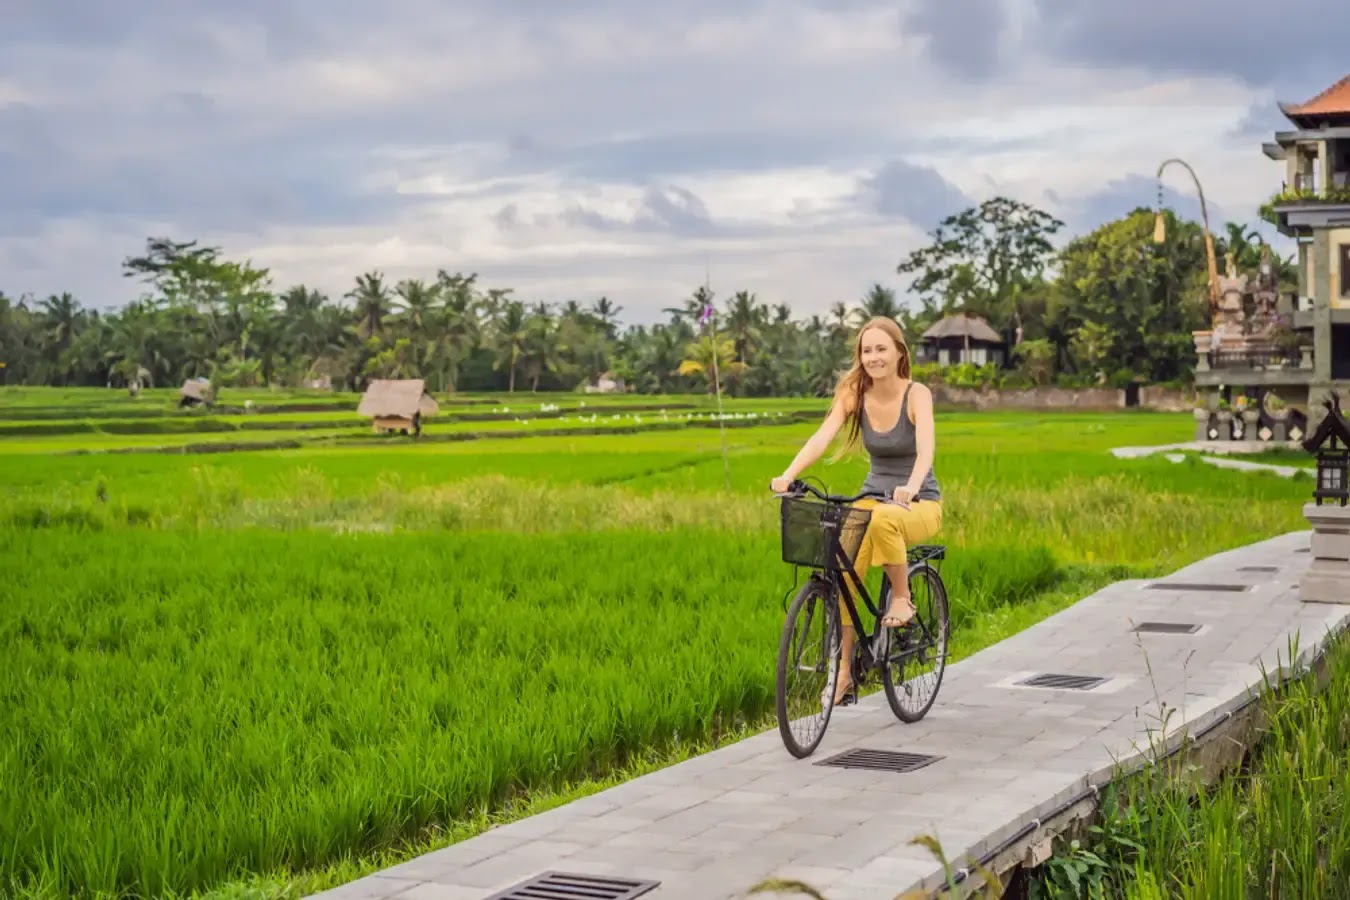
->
xmin=1299 ymin=391 xmax=1350 ymax=603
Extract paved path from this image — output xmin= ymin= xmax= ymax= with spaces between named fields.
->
xmin=1188 ymin=455 xmax=1306 ymax=478
xmin=1110 ymin=439 xmax=1303 ymax=460
xmin=311 ymin=531 xmax=1348 ymax=900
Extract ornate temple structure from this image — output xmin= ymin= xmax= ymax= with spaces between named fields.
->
xmin=1195 ymin=73 xmax=1350 ymax=441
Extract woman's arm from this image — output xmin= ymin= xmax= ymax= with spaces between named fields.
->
xmin=778 ymin=392 xmax=850 ymax=481
xmin=904 ymin=383 xmax=936 ymax=496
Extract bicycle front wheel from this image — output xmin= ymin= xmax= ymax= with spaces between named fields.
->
xmin=775 ymin=576 xmax=842 ymax=758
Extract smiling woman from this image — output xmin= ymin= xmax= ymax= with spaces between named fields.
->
xmin=771 ymin=315 xmax=943 ymax=701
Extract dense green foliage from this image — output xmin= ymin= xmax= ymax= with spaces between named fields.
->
xmin=0 ymin=201 xmax=1294 ymax=396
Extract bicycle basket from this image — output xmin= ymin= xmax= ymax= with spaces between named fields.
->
xmin=780 ymin=496 xmax=872 ymax=568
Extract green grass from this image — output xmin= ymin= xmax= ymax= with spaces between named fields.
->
xmin=0 ymin=393 xmax=1321 ymax=899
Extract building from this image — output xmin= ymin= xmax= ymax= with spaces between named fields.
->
xmin=918 ymin=314 xmax=1007 ymax=367
xmin=357 ymin=378 xmax=439 ymax=435
xmin=1195 ymin=73 xmax=1350 ymax=440
xmin=179 ymin=378 xmax=211 ymax=408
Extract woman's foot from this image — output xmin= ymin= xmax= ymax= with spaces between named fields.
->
xmin=881 ymin=595 xmax=917 ymax=629
xmin=831 ymin=676 xmax=854 ymax=706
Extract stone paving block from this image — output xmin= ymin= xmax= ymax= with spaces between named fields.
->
xmin=793 ymin=818 xmax=932 ymax=870
xmin=307 ymin=876 xmax=420 ymax=900
xmin=850 ymin=853 xmax=942 ymax=892
xmin=707 ymin=799 xmax=805 ymax=829
xmin=779 ymin=807 xmax=878 ymax=838
xmin=375 ymin=832 xmax=528 ymax=883
xmin=636 ymin=802 xmax=732 ymax=839
xmin=431 ymin=839 xmax=589 ymax=890
xmin=668 ymin=821 xmax=777 ymax=854
xmin=761 ymin=863 xmax=856 ymax=891
xmin=385 ymin=883 xmax=484 ymax=900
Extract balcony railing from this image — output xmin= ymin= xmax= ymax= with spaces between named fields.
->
xmin=1207 ymin=348 xmax=1304 ymax=370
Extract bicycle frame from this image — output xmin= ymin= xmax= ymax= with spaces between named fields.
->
xmin=780 ymin=480 xmax=941 ymax=675
xmin=819 ymin=510 xmax=879 ymax=643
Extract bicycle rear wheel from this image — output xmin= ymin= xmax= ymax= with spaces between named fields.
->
xmin=881 ymin=562 xmax=949 ymax=723
xmin=775 ymin=577 xmax=842 ymax=758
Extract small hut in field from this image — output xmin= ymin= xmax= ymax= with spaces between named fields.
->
xmin=179 ymin=378 xmax=212 ymax=407
xmin=919 ymin=314 xmax=1007 ymax=367
xmin=357 ymin=378 xmax=439 ymax=436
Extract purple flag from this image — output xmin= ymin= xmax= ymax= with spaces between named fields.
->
xmin=699 ymin=303 xmax=713 ymax=326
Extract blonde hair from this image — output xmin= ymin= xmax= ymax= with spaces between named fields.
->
xmin=831 ymin=316 xmax=912 ymax=460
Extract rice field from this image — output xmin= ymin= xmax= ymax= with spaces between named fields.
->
xmin=0 ymin=386 xmax=1324 ymax=899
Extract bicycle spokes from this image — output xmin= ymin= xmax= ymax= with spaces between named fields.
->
xmin=882 ymin=565 xmax=949 ymax=721
xmin=782 ymin=593 xmax=838 ymax=742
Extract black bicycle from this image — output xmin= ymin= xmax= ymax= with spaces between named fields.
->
xmin=773 ymin=479 xmax=950 ymax=758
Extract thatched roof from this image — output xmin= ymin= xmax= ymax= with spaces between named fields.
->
xmin=180 ymin=379 xmax=209 ymax=401
xmin=357 ymin=379 xmax=439 ymax=418
xmin=921 ymin=313 xmax=1004 ymax=344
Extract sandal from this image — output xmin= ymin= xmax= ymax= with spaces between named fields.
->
xmin=881 ymin=596 xmax=918 ymax=629
xmin=823 ymin=678 xmax=855 ymax=707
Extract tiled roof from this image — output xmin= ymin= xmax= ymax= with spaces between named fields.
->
xmin=1282 ymin=74 xmax=1350 ymax=121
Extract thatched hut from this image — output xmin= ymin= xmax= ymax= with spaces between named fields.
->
xmin=918 ymin=314 xmax=1007 ymax=367
xmin=357 ymin=378 xmax=439 ymax=435
xmin=179 ymin=378 xmax=211 ymax=407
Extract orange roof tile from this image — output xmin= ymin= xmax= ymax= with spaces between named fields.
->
xmin=1283 ymin=74 xmax=1350 ymax=118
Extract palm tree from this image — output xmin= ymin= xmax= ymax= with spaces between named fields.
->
xmin=438 ymin=280 xmax=482 ymax=391
xmin=347 ymin=271 xmax=392 ymax=340
xmin=725 ymin=290 xmax=765 ymax=364
xmin=591 ymin=296 xmax=623 ymax=337
xmin=521 ymin=304 xmax=569 ymax=391
xmin=39 ymin=292 xmax=82 ymax=385
xmin=491 ymin=300 xmax=529 ymax=392
xmin=857 ymin=283 xmax=901 ymax=321
xmin=678 ymin=334 xmax=748 ymax=394
xmin=393 ymin=278 xmax=441 ymax=373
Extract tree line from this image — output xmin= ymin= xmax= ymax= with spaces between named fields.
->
xmin=0 ymin=198 xmax=1296 ymax=395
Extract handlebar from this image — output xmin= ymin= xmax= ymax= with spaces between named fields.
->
xmin=775 ymin=479 xmax=888 ymax=504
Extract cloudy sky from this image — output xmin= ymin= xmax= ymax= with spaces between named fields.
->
xmin=2 ymin=0 xmax=1345 ymax=324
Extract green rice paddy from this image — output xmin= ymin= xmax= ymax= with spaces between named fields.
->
xmin=0 ymin=386 xmax=1328 ymax=898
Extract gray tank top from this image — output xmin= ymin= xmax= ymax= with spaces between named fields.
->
xmin=859 ymin=383 xmax=941 ymax=501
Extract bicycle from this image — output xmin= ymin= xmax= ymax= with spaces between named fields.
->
xmin=772 ymin=479 xmax=950 ymax=759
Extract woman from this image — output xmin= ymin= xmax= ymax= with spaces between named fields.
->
xmin=769 ymin=316 xmax=942 ymax=705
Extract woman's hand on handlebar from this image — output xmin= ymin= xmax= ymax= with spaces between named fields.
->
xmin=770 ymin=475 xmax=794 ymax=494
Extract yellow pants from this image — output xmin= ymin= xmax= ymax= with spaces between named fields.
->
xmin=843 ymin=497 xmax=943 ymax=608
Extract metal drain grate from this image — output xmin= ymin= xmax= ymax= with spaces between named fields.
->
xmin=1018 ymin=673 xmax=1109 ymax=690
xmin=1146 ymin=582 xmax=1250 ymax=592
xmin=483 ymin=872 xmax=660 ymax=900
xmin=1238 ymin=566 xmax=1279 ymax=572
xmin=1133 ymin=622 xmax=1201 ymax=634
xmin=814 ymin=747 xmax=943 ymax=773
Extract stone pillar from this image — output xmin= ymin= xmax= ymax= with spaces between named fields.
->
xmin=1241 ymin=410 xmax=1260 ymax=440
xmin=1194 ymin=332 xmax=1211 ymax=372
xmin=1313 ymin=230 xmax=1333 ymax=382
xmin=1194 ymin=407 xmax=1211 ymax=441
xmin=1300 ymin=502 xmax=1350 ymax=603
xmin=1319 ymin=141 xmax=1330 ymax=197
xmin=1301 ymin=346 xmax=1315 ymax=369
xmin=1215 ymin=411 xmax=1233 ymax=441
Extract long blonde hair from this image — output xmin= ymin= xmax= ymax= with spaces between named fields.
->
xmin=831 ymin=316 xmax=912 ymax=460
